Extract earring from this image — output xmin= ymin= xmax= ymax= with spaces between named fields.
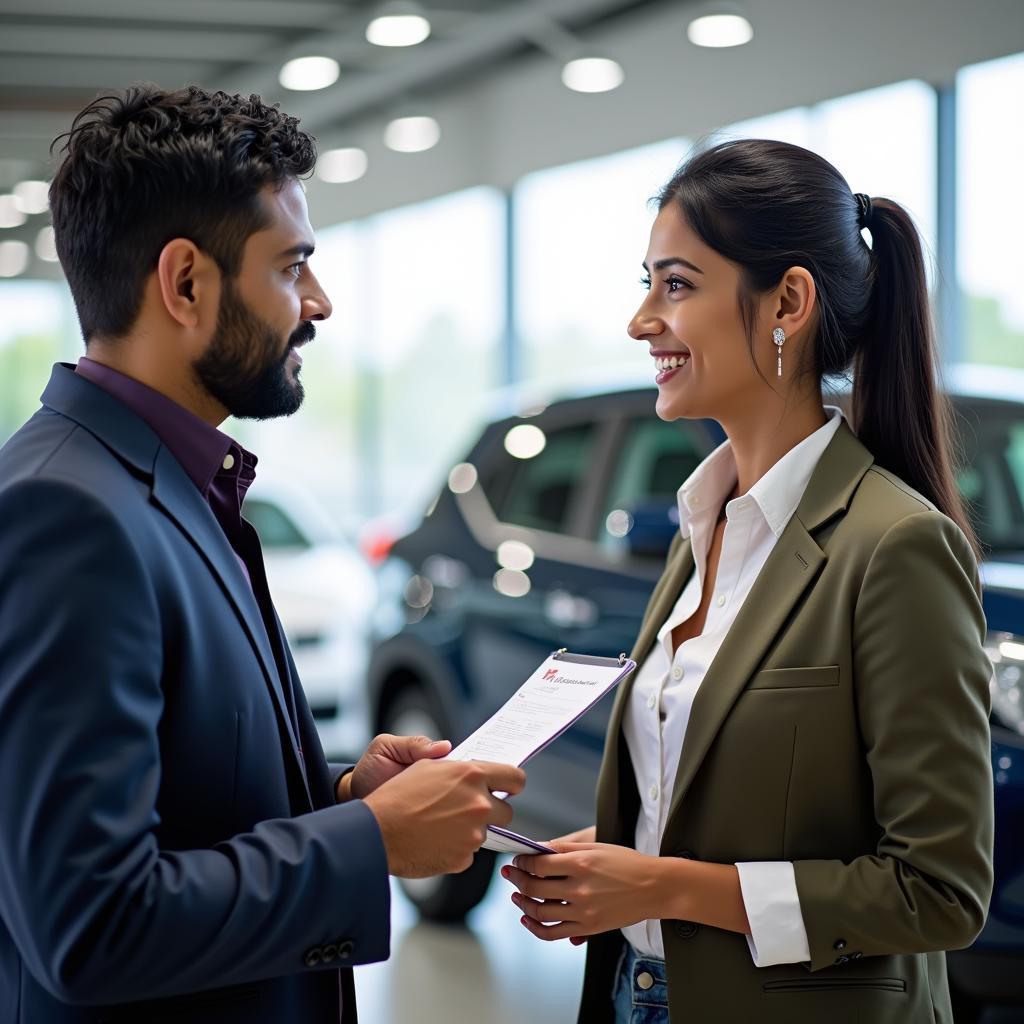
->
xmin=772 ymin=327 xmax=786 ymax=377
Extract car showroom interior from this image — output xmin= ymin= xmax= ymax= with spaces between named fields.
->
xmin=0 ymin=0 xmax=1022 ymax=1022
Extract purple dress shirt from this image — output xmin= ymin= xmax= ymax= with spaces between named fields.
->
xmin=75 ymin=357 xmax=304 ymax=748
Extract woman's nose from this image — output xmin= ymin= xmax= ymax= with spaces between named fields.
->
xmin=627 ymin=306 xmax=661 ymax=341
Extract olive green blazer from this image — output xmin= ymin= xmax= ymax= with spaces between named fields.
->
xmin=578 ymin=420 xmax=993 ymax=1024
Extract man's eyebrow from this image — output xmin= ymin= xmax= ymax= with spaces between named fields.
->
xmin=278 ymin=242 xmax=315 ymax=260
xmin=643 ymin=256 xmax=705 ymax=275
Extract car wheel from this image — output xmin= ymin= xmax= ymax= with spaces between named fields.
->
xmin=382 ymin=686 xmax=498 ymax=923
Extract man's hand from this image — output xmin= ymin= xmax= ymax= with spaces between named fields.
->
xmin=342 ymin=733 xmax=452 ymax=802
xmin=363 ymin=759 xmax=526 ymax=878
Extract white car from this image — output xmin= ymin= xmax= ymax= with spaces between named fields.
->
xmin=242 ymin=480 xmax=376 ymax=759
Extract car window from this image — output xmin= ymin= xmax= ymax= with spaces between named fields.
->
xmin=483 ymin=422 xmax=596 ymax=535
xmin=597 ymin=417 xmax=705 ymax=552
xmin=243 ymin=498 xmax=311 ymax=550
xmin=956 ymin=402 xmax=1024 ymax=556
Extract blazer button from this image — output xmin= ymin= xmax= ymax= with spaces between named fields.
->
xmin=321 ymin=943 xmax=338 ymax=962
xmin=674 ymin=920 xmax=698 ymax=939
xmin=337 ymin=939 xmax=355 ymax=960
xmin=303 ymin=947 xmax=322 ymax=968
xmin=833 ymin=939 xmax=847 ymax=951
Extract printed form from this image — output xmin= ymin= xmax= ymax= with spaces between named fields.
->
xmin=445 ymin=651 xmax=635 ymax=854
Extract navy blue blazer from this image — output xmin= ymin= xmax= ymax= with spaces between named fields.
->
xmin=0 ymin=365 xmax=390 ymax=1023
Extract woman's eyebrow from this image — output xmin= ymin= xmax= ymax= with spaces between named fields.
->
xmin=643 ymin=256 xmax=705 ymax=275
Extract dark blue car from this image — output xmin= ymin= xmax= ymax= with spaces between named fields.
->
xmin=366 ymin=365 xmax=1024 ymax=1019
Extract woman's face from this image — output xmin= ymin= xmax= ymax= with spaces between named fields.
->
xmin=629 ymin=204 xmax=776 ymax=423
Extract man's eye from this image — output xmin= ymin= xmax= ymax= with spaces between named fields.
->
xmin=287 ymin=262 xmax=305 ymax=277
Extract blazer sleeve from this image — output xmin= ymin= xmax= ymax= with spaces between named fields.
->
xmin=793 ymin=510 xmax=994 ymax=970
xmin=0 ymin=477 xmax=390 ymax=1005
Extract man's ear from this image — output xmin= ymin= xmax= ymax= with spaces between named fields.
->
xmin=155 ymin=239 xmax=218 ymax=330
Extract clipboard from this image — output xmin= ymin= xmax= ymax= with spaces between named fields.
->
xmin=461 ymin=649 xmax=637 ymax=856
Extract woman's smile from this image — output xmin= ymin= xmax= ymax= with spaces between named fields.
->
xmin=651 ymin=346 xmax=691 ymax=385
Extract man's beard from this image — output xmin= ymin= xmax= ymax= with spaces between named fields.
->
xmin=193 ymin=278 xmax=314 ymax=420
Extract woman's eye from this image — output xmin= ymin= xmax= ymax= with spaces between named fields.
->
xmin=639 ymin=274 xmax=652 ymax=290
xmin=666 ymin=275 xmax=691 ymax=293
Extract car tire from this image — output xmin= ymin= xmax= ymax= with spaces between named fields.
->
xmin=381 ymin=686 xmax=498 ymax=923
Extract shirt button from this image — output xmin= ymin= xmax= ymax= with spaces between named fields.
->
xmin=649 ymin=784 xmax=659 ymax=800
xmin=647 ymin=694 xmax=657 ymax=710
xmin=222 ymin=453 xmax=235 ymax=470
xmin=716 ymin=595 xmax=726 ymax=607
xmin=636 ymin=971 xmax=655 ymax=991
xmin=672 ymin=665 xmax=683 ymax=681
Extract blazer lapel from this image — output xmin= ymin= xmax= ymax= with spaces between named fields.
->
xmin=150 ymin=445 xmax=313 ymax=810
xmin=664 ymin=420 xmax=873 ymax=823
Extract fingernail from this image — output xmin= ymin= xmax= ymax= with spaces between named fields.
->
xmin=500 ymin=866 xmax=510 ymax=879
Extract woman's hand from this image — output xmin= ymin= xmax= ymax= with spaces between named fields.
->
xmin=502 ymin=842 xmax=665 ymax=944
xmin=547 ymin=825 xmax=596 ymax=845
xmin=502 ymin=844 xmax=751 ymax=943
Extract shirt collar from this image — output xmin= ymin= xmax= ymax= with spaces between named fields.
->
xmin=76 ymin=357 xmax=255 ymax=496
xmin=676 ymin=406 xmax=845 ymax=539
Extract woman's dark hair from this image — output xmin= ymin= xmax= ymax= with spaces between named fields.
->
xmin=49 ymin=84 xmax=317 ymax=342
xmin=658 ymin=138 xmax=977 ymax=555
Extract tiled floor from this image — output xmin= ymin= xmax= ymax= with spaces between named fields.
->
xmin=354 ymin=861 xmax=587 ymax=1023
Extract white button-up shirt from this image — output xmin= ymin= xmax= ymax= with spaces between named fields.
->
xmin=621 ymin=407 xmax=844 ymax=966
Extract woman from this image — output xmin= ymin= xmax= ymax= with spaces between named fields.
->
xmin=503 ymin=139 xmax=993 ymax=1024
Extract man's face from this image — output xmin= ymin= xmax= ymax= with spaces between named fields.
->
xmin=193 ymin=180 xmax=331 ymax=420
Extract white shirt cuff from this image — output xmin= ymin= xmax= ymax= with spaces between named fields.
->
xmin=735 ymin=861 xmax=811 ymax=967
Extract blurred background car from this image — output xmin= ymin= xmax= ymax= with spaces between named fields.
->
xmin=366 ymin=365 xmax=1024 ymax=1021
xmin=244 ymin=479 xmax=375 ymax=760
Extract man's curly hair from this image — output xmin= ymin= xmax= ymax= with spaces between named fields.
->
xmin=49 ymin=84 xmax=317 ymax=342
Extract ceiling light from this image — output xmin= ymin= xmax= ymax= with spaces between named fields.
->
xmin=36 ymin=226 xmax=59 ymax=262
xmin=366 ymin=7 xmax=431 ymax=47
xmin=13 ymin=179 xmax=49 ymax=215
xmin=317 ymin=147 xmax=368 ymax=184
xmin=384 ymin=116 xmax=440 ymax=153
xmin=0 ymin=194 xmax=27 ymax=229
xmin=561 ymin=57 xmax=624 ymax=93
xmin=687 ymin=13 xmax=753 ymax=48
xmin=0 ymin=239 xmax=30 ymax=277
xmin=279 ymin=56 xmax=340 ymax=91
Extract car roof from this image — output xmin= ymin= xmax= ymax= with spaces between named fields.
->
xmin=480 ymin=362 xmax=1024 ymax=425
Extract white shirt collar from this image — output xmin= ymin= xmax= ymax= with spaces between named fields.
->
xmin=676 ymin=406 xmax=845 ymax=540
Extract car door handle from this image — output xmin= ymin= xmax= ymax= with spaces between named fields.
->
xmin=544 ymin=589 xmax=599 ymax=629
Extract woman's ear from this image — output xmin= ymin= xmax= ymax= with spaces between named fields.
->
xmin=772 ymin=265 xmax=817 ymax=340
xmin=155 ymin=239 xmax=218 ymax=331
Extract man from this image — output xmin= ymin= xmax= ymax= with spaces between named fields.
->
xmin=0 ymin=85 xmax=524 ymax=1023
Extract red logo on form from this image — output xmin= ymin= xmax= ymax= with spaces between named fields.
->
xmin=543 ymin=668 xmax=558 ymax=681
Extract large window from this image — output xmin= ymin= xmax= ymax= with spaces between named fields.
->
xmin=514 ymin=139 xmax=687 ymax=390
xmin=0 ymin=281 xmax=79 ymax=443
xmin=957 ymin=51 xmax=1024 ymax=368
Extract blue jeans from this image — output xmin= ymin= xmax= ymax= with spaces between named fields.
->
xmin=612 ymin=943 xmax=669 ymax=1024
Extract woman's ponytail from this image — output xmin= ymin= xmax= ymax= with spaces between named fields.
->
xmin=852 ymin=199 xmax=980 ymax=557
